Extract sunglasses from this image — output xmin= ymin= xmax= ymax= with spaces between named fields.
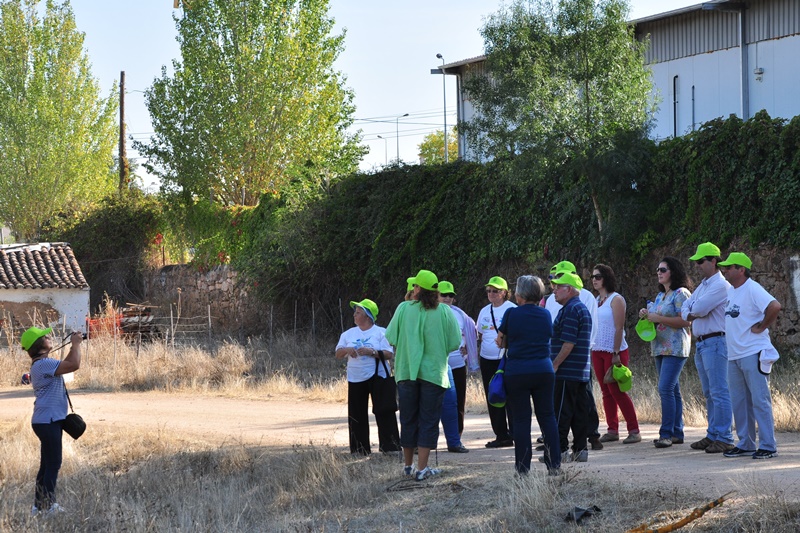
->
xmin=656 ymin=267 xmax=669 ymax=274
xmin=441 ymin=293 xmax=455 ymax=298
xmin=591 ymin=274 xmax=603 ymax=280
xmin=485 ymin=288 xmax=501 ymax=294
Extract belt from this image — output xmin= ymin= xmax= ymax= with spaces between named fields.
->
xmin=697 ymin=331 xmax=725 ymax=342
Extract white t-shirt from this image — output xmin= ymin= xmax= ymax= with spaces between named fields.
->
xmin=545 ymin=288 xmax=598 ymax=347
xmin=724 ymin=278 xmax=777 ymax=360
xmin=447 ymin=305 xmax=467 ymax=369
xmin=336 ymin=325 xmax=393 ymax=383
xmin=477 ymin=300 xmax=516 ymax=360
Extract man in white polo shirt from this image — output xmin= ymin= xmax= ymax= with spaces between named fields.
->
xmin=718 ymin=252 xmax=781 ymax=460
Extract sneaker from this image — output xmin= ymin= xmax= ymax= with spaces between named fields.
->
xmin=752 ymin=449 xmax=777 ymax=460
xmin=31 ymin=506 xmax=39 ymax=517
xmin=623 ymin=433 xmax=642 ymax=444
xmin=573 ymin=449 xmax=589 ymax=462
xmin=589 ymin=437 xmax=604 ymax=450
xmin=671 ymin=437 xmax=684 ymax=444
xmin=447 ymin=445 xmax=469 ymax=453
xmin=485 ymin=438 xmax=514 ymax=448
xmin=414 ymin=466 xmax=442 ymax=481
xmin=599 ymin=433 xmax=620 ymax=443
xmin=654 ymin=438 xmax=673 ymax=448
xmin=723 ymin=446 xmax=756 ymax=458
xmin=690 ymin=437 xmax=713 ymax=450
xmin=705 ymin=441 xmax=735 ymax=454
xmin=403 ymin=465 xmax=415 ymax=477
xmin=538 ymin=450 xmax=571 ymax=464
xmin=45 ymin=503 xmax=66 ymax=516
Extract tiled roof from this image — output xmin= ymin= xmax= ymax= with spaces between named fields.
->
xmin=0 ymin=243 xmax=89 ymax=290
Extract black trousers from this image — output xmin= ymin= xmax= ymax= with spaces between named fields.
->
xmin=480 ymin=357 xmax=512 ymax=440
xmin=451 ymin=365 xmax=467 ymax=435
xmin=554 ymin=379 xmax=592 ymax=453
xmin=586 ymin=378 xmax=601 ymax=440
xmin=348 ymin=379 xmax=401 ymax=455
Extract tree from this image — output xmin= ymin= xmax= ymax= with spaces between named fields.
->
xmin=418 ymin=126 xmax=458 ymax=164
xmin=136 ymin=0 xmax=365 ymax=207
xmin=0 ymin=0 xmax=118 ymax=241
xmin=463 ymin=0 xmax=654 ymax=235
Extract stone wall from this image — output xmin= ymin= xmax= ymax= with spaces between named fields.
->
xmin=143 ymin=265 xmax=261 ymax=337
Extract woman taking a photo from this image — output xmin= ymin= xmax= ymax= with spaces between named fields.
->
xmin=639 ymin=257 xmax=693 ymax=448
xmin=335 ymin=299 xmax=400 ymax=455
xmin=24 ymin=327 xmax=84 ymax=516
xmin=386 ymin=270 xmax=461 ymax=481
xmin=496 ymin=275 xmax=560 ymax=475
xmin=476 ymin=276 xmax=516 ymax=448
xmin=591 ymin=264 xmax=641 ymax=445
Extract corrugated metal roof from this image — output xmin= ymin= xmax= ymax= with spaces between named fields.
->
xmin=0 ymin=243 xmax=89 ymax=290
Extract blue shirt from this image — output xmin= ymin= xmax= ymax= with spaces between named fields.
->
xmin=30 ymin=358 xmax=68 ymax=424
xmin=498 ymin=304 xmax=553 ymax=376
xmin=551 ymin=296 xmax=592 ymax=382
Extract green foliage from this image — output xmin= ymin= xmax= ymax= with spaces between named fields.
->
xmin=0 ymin=0 xmax=118 ymax=241
xmin=40 ymin=191 xmax=169 ymax=308
xmin=135 ymin=0 xmax=365 ymax=208
xmin=418 ymin=127 xmax=459 ymax=164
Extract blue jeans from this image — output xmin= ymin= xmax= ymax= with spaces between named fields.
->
xmin=398 ymin=379 xmax=446 ymax=449
xmin=32 ymin=421 xmax=63 ymax=509
xmin=654 ymin=355 xmax=687 ymax=440
xmin=440 ymin=366 xmax=462 ymax=447
xmin=728 ymin=354 xmax=776 ymax=452
xmin=695 ymin=335 xmax=733 ymax=444
xmin=505 ymin=372 xmax=560 ymax=473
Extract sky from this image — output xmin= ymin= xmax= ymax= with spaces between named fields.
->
xmin=66 ymin=0 xmax=697 ymax=186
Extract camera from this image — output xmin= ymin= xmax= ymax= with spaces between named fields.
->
xmin=63 ymin=332 xmax=88 ymax=341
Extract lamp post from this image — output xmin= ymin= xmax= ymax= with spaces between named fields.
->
xmin=436 ymin=53 xmax=448 ymax=163
xmin=396 ymin=113 xmax=409 ymax=162
xmin=377 ymin=135 xmax=388 ymax=165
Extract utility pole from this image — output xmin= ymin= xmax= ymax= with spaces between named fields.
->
xmin=119 ymin=71 xmax=130 ymax=192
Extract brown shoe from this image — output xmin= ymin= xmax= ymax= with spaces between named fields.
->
xmin=690 ymin=437 xmax=713 ymax=450
xmin=705 ymin=441 xmax=735 ymax=454
xmin=599 ymin=433 xmax=620 ymax=443
xmin=589 ymin=437 xmax=604 ymax=450
xmin=622 ymin=433 xmax=642 ymax=444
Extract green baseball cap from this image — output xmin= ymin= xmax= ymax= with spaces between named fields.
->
xmin=486 ymin=276 xmax=508 ymax=291
xmin=551 ymin=272 xmax=583 ymax=290
xmin=635 ymin=319 xmax=656 ymax=342
xmin=550 ymin=260 xmax=576 ymax=274
xmin=407 ymin=269 xmax=439 ymax=291
xmin=718 ymin=252 xmax=752 ymax=269
xmin=438 ymin=281 xmax=456 ymax=295
xmin=350 ymin=299 xmax=379 ymax=322
xmin=689 ymin=242 xmax=721 ymax=261
xmin=612 ymin=364 xmax=633 ymax=393
xmin=21 ymin=327 xmax=52 ymax=351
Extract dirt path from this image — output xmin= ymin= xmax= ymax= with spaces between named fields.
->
xmin=3 ymin=387 xmax=799 ymax=495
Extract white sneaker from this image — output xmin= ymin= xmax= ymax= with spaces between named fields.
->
xmin=403 ymin=465 xmax=415 ymax=477
xmin=31 ymin=505 xmax=39 ymax=517
xmin=46 ymin=503 xmax=66 ymax=516
xmin=573 ymin=449 xmax=589 ymax=462
xmin=414 ymin=466 xmax=442 ymax=481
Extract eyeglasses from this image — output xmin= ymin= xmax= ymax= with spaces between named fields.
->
xmin=591 ymin=274 xmax=603 ymax=280
xmin=441 ymin=293 xmax=455 ymax=298
xmin=656 ymin=267 xmax=669 ymax=274
xmin=485 ymin=288 xmax=501 ymax=294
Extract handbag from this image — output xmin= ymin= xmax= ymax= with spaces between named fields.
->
xmin=487 ymin=351 xmax=507 ymax=408
xmin=603 ymin=365 xmax=616 ymax=384
xmin=371 ymin=352 xmax=398 ymax=415
xmin=62 ymin=387 xmax=86 ymax=440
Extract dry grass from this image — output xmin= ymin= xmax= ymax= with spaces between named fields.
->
xmin=3 ymin=335 xmax=800 ymax=531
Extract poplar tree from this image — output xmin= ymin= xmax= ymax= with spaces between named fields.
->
xmin=0 ymin=0 xmax=118 ymax=241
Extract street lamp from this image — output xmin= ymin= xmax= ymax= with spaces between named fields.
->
xmin=377 ymin=135 xmax=388 ymax=165
xmin=436 ymin=53 xmax=448 ymax=163
xmin=396 ymin=113 xmax=409 ymax=162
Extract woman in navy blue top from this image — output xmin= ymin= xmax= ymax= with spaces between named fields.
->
xmin=497 ymin=275 xmax=561 ymax=475
xmin=23 ymin=327 xmax=83 ymax=517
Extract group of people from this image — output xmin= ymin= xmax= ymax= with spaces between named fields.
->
xmin=337 ymin=241 xmax=783 ymax=479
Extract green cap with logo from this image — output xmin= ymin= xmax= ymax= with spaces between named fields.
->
xmin=486 ymin=276 xmax=508 ymax=291
xmin=718 ymin=252 xmax=752 ymax=269
xmin=407 ymin=269 xmax=439 ymax=291
xmin=612 ymin=364 xmax=633 ymax=393
xmin=689 ymin=242 xmax=721 ymax=261
xmin=438 ymin=281 xmax=456 ymax=295
xmin=349 ymin=299 xmax=379 ymax=322
xmin=550 ymin=260 xmax=576 ymax=275
xmin=20 ymin=327 xmax=52 ymax=351
xmin=550 ymin=272 xmax=583 ymax=290
xmin=635 ymin=319 xmax=656 ymax=342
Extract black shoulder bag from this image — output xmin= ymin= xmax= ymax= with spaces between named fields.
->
xmin=371 ymin=351 xmax=398 ymax=415
xmin=62 ymin=386 xmax=87 ymax=440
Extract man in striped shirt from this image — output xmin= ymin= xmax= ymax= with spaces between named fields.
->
xmin=550 ymin=273 xmax=593 ymax=463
